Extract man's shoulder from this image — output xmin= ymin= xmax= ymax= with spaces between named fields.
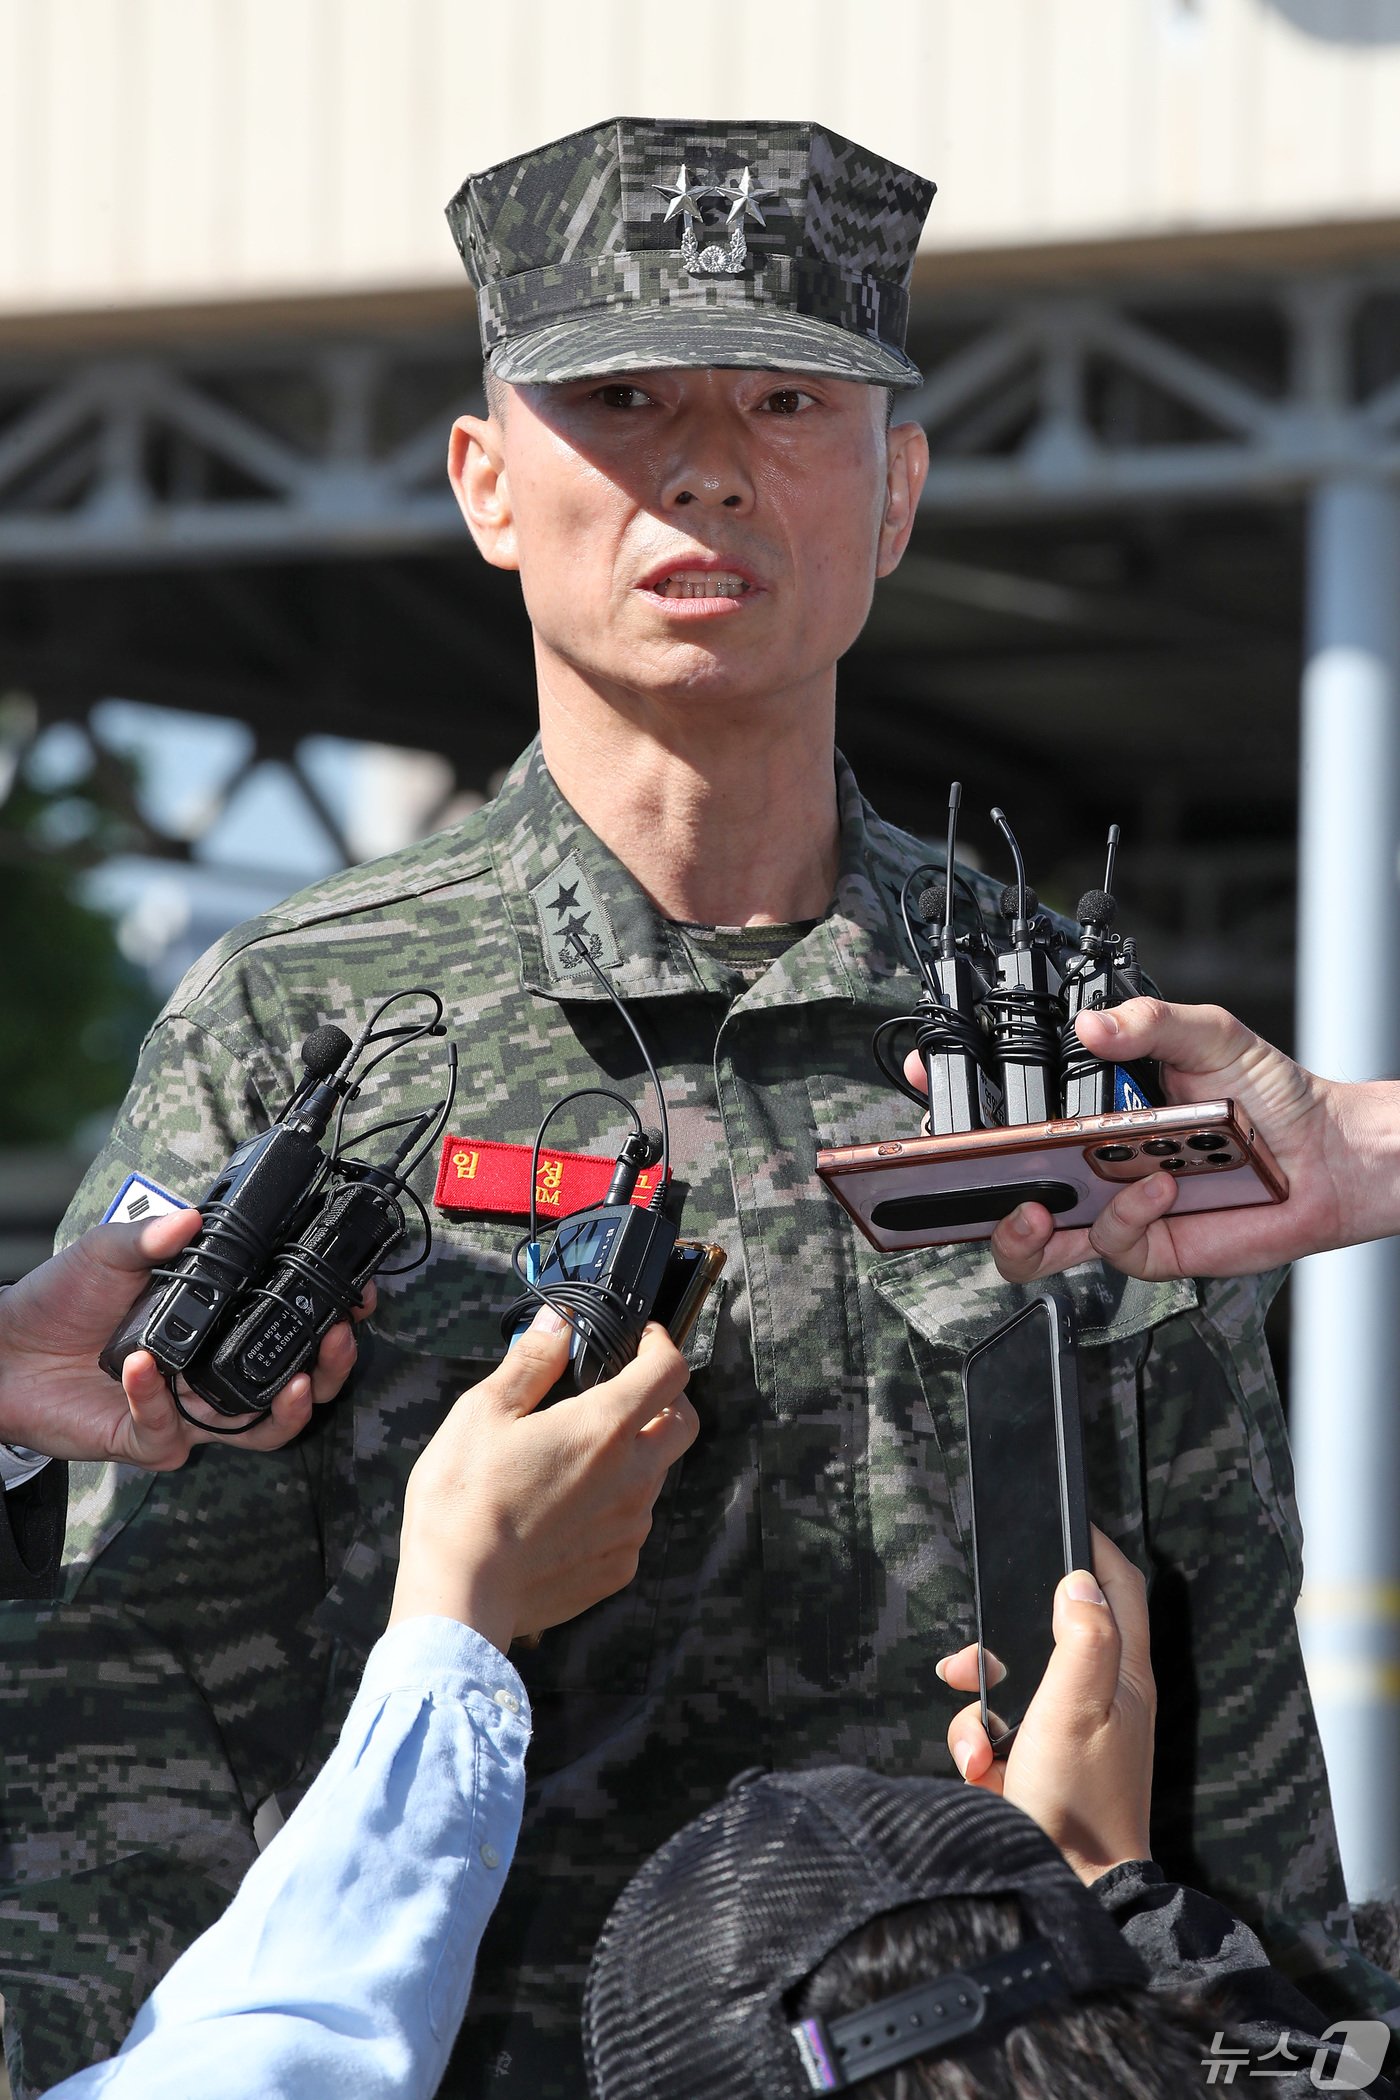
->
xmin=168 ymin=808 xmax=499 ymax=1015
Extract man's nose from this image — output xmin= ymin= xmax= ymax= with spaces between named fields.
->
xmin=660 ymin=420 xmax=755 ymax=512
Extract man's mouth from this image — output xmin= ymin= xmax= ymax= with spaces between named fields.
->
xmin=649 ymin=570 xmax=755 ymax=599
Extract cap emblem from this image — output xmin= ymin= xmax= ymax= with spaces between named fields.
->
xmin=656 ymin=163 xmax=776 ymax=276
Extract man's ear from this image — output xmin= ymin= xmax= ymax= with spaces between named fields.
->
xmin=448 ymin=414 xmax=519 ymax=572
xmin=875 ymin=418 xmax=929 ymax=578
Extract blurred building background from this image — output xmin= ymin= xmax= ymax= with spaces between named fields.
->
xmin=1 ymin=0 xmax=1399 ymax=1899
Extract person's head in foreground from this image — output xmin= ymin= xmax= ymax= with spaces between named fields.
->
xmin=582 ymin=1765 xmax=1226 ymax=2099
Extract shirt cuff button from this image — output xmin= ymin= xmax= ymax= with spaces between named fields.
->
xmin=480 ymin=1843 xmax=501 ymax=1870
xmin=493 ymin=1688 xmax=521 ymax=1713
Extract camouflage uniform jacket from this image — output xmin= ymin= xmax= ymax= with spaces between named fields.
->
xmin=0 ymin=740 xmax=1390 ymax=2098
xmin=1097 ymin=1863 xmax=1399 ymax=2095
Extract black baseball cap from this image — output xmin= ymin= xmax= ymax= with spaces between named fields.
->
xmin=583 ymin=1766 xmax=1147 ymax=2098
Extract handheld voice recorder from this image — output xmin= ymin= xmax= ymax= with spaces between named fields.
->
xmin=499 ymin=931 xmax=689 ymax=1398
xmin=822 ymin=789 xmax=1289 ymax=1252
xmin=100 ymin=993 xmax=456 ymax=1428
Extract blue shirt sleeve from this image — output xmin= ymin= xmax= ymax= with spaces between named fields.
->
xmin=43 ymin=1615 xmax=531 ymax=2100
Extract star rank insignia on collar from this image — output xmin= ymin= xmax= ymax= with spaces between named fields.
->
xmin=656 ymin=163 xmax=777 ymax=277
xmin=529 ymin=851 xmax=621 ymax=977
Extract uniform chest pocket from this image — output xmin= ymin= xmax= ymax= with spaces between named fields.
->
xmin=869 ymin=1243 xmax=1197 ymax=1575
xmin=366 ymin=1217 xmax=526 ymax=1360
xmin=344 ymin=1220 xmax=723 ymax=1723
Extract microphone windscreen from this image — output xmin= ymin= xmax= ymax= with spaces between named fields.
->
xmin=916 ymin=883 xmax=946 ymax=924
xmin=1075 ymin=888 xmax=1117 ymax=928
xmin=999 ymin=882 xmax=1038 ymax=920
xmin=300 ymin=1024 xmax=353 ymax=1077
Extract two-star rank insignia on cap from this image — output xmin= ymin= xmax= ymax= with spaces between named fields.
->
xmin=655 ymin=163 xmax=778 ymax=276
xmin=446 ymin=117 xmax=936 ymax=388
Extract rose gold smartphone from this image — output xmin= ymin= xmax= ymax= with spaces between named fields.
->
xmin=816 ymin=1100 xmax=1287 ymax=1253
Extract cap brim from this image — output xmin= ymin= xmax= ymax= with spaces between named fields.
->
xmin=489 ymin=305 xmax=922 ymax=389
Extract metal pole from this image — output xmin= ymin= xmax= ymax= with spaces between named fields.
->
xmin=1292 ymin=474 xmax=1400 ymax=1901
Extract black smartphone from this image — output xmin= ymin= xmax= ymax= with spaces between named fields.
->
xmin=962 ymin=1295 xmax=1092 ymax=1756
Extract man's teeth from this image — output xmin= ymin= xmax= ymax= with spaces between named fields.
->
xmin=654 ymin=572 xmax=751 ymax=597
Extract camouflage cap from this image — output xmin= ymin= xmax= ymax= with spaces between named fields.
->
xmin=445 ymin=117 xmax=936 ymax=389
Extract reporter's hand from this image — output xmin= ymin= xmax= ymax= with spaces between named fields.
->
xmin=939 ymin=1527 xmax=1156 ymax=1885
xmin=907 ymin=998 xmax=1400 ymax=1283
xmin=389 ymin=1312 xmax=698 ymax=1653
xmin=0 ymin=1210 xmax=371 ymax=1469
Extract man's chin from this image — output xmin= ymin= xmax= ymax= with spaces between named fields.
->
xmin=538 ymin=630 xmax=837 ymax=729
xmin=630 ymin=663 xmax=804 ymax=720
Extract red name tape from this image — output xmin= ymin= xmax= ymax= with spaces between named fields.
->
xmin=434 ymin=1136 xmax=667 ymax=1219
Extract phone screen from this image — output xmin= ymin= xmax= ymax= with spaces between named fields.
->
xmin=963 ymin=1297 xmax=1088 ymax=1750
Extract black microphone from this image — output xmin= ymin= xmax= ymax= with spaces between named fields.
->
xmin=982 ymin=808 xmax=1061 ymax=1125
xmin=997 ymin=880 xmax=1041 ymax=940
xmin=914 ymin=785 xmax=999 ymax=1135
xmin=1059 ymin=854 xmax=1121 ymax=1117
xmin=1057 ymin=825 xmax=1159 ymax=1114
xmin=100 ymin=1028 xmax=353 ymax=1382
xmin=1074 ymin=887 xmax=1116 ymax=935
xmin=278 ymin=1025 xmax=355 ymax=1125
xmin=300 ymin=1024 xmax=353 ymax=1078
xmin=603 ymin=1127 xmax=663 ymax=1207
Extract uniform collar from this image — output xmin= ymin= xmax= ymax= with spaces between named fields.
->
xmin=485 ymin=738 xmax=921 ymax=1011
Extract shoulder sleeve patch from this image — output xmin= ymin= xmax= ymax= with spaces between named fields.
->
xmin=102 ymin=1172 xmax=190 ymax=1225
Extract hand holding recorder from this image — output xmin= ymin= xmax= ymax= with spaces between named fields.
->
xmin=389 ymin=1311 xmax=697 ymax=1650
xmin=818 ymin=790 xmax=1288 ymax=1253
xmin=988 ymin=998 xmax=1400 ymax=1284
xmin=0 ymin=1209 xmax=370 ymax=1471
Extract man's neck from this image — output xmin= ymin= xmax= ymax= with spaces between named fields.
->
xmin=536 ymin=666 xmax=842 ymax=928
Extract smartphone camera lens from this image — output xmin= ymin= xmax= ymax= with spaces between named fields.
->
xmin=1165 ymin=1159 xmax=1188 ymax=1172
xmin=1187 ymin=1133 xmax=1229 ymax=1152
xmin=1094 ymin=1144 xmax=1136 ymax=1162
xmin=1142 ymin=1138 xmax=1181 ymax=1156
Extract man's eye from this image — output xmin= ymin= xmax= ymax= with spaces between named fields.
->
xmin=592 ymin=384 xmax=654 ymax=410
xmin=760 ymin=388 xmax=815 ymax=415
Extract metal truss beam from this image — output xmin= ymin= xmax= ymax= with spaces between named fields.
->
xmin=0 ymin=337 xmax=471 ymax=568
xmin=2 ymin=265 xmax=1400 ymax=566
xmin=907 ymin=273 xmax=1400 ymax=514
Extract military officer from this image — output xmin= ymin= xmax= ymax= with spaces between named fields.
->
xmin=1 ymin=118 xmax=1392 ymax=2099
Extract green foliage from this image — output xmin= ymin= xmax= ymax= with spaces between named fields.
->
xmin=0 ymin=706 xmax=158 ymax=1146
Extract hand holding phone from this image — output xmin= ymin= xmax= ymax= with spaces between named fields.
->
xmin=940 ymin=1526 xmax=1157 ymax=1887
xmin=818 ymin=1099 xmax=1286 ymax=1253
xmin=990 ymin=996 xmax=1385 ymax=1286
xmin=960 ymin=1297 xmax=1092 ymax=1756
